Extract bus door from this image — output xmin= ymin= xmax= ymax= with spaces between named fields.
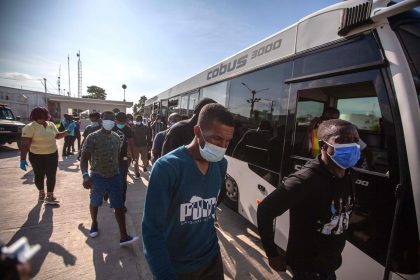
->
xmin=281 ymin=69 xmax=419 ymax=278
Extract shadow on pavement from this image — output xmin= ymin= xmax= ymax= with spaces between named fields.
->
xmin=78 ymin=220 xmax=137 ymax=280
xmin=58 ymin=154 xmax=80 ymax=173
xmin=21 ymin=171 xmax=34 ymax=185
xmin=7 ymin=203 xmax=77 ymax=277
xmin=0 ymin=145 xmax=20 ymax=159
xmin=217 ymin=205 xmax=280 ymax=279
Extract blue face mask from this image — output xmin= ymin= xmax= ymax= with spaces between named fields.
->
xmin=325 ymin=142 xmax=360 ymax=169
xmin=91 ymin=121 xmax=99 ymax=127
xmin=198 ymin=127 xmax=226 ymax=162
xmin=116 ymin=123 xmax=125 ymax=129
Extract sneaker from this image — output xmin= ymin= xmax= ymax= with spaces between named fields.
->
xmin=38 ymin=192 xmax=45 ymax=202
xmin=44 ymin=195 xmax=59 ymax=205
xmin=67 ymin=152 xmax=75 ymax=156
xmin=120 ymin=235 xmax=139 ymax=246
xmin=134 ymin=174 xmax=140 ymax=180
xmin=89 ymin=225 xmax=99 ymax=238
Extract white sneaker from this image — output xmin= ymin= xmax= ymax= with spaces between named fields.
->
xmin=120 ymin=235 xmax=139 ymax=246
xmin=89 ymin=225 xmax=99 ymax=238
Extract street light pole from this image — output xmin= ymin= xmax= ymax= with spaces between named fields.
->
xmin=122 ymin=84 xmax=127 ymax=102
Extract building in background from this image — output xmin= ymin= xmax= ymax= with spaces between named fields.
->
xmin=0 ymin=86 xmax=133 ymax=123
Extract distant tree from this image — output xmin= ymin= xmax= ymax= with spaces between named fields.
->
xmin=83 ymin=85 xmax=107 ymax=100
xmin=132 ymin=95 xmax=147 ymax=116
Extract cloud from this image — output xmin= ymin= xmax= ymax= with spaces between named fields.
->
xmin=0 ymin=72 xmax=39 ymax=81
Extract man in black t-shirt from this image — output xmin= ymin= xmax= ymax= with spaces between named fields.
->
xmin=257 ymin=119 xmax=361 ymax=280
xmin=161 ymin=98 xmax=216 ymax=156
xmin=113 ymin=112 xmax=134 ymax=211
xmin=78 ymin=112 xmax=101 ymax=161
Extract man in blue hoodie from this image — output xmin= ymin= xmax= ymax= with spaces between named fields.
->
xmin=142 ymin=103 xmax=234 ymax=280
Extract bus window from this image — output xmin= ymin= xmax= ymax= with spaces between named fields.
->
xmin=296 ymin=100 xmax=325 ymax=126
xmin=200 ymin=81 xmax=228 ymax=106
xmin=168 ymin=97 xmax=179 ymax=114
xmin=180 ymin=95 xmax=189 ymax=116
xmin=294 ymin=99 xmax=325 ymax=158
xmin=227 ymin=62 xmax=292 ymax=186
xmin=337 ymin=96 xmax=390 ymax=173
xmin=188 ymin=91 xmax=199 ymax=117
xmin=161 ymin=100 xmax=168 ymax=119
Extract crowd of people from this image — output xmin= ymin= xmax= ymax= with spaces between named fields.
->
xmin=17 ymin=99 xmax=362 ymax=280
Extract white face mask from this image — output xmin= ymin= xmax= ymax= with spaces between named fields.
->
xmin=91 ymin=121 xmax=99 ymax=127
xmin=198 ymin=127 xmax=226 ymax=162
xmin=102 ymin=120 xmax=115 ymax=131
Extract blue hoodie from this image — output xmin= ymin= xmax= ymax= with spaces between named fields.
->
xmin=142 ymin=146 xmax=227 ymax=279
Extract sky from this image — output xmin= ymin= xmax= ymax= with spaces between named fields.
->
xmin=0 ymin=0 xmax=338 ymax=104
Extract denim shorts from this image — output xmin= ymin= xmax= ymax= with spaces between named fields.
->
xmin=90 ymin=173 xmax=123 ymax=209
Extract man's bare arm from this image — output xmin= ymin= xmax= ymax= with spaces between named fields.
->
xmin=80 ymin=151 xmax=93 ymax=189
xmin=80 ymin=151 xmax=91 ymax=174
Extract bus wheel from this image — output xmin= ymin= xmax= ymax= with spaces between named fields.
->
xmin=224 ymin=175 xmax=238 ymax=212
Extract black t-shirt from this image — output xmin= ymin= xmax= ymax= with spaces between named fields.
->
xmin=83 ymin=125 xmax=101 ymax=138
xmin=112 ymin=125 xmax=133 ymax=160
xmin=257 ymin=156 xmax=354 ymax=273
xmin=161 ymin=115 xmax=197 ymax=156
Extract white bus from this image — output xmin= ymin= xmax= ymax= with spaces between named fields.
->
xmin=145 ymin=0 xmax=420 ymax=279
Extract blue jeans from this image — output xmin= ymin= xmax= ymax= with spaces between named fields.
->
xmin=292 ymin=271 xmax=336 ymax=280
xmin=90 ymin=173 xmax=123 ymax=209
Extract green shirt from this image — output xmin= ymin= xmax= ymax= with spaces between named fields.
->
xmin=82 ymin=129 xmax=121 ymax=178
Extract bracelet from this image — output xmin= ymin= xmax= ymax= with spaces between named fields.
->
xmin=82 ymin=172 xmax=89 ymax=177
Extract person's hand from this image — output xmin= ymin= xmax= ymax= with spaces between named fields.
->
xmin=268 ymin=255 xmax=286 ymax=271
xmin=82 ymin=176 xmax=93 ymax=189
xmin=20 ymin=160 xmax=28 ymax=171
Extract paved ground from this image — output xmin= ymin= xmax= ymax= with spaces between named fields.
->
xmin=0 ymin=140 xmax=290 ymax=280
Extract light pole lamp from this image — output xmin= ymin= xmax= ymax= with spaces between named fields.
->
xmin=122 ymin=84 xmax=127 ymax=102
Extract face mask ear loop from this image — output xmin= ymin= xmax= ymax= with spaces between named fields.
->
xmin=322 ymin=140 xmax=334 ymax=157
xmin=198 ymin=126 xmax=207 ymax=146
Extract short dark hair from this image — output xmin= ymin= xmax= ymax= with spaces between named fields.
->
xmin=136 ymin=115 xmax=143 ymax=121
xmin=89 ymin=112 xmax=100 ymax=119
xmin=322 ymin=107 xmax=340 ymax=119
xmin=198 ymin=103 xmax=234 ymax=129
xmin=101 ymin=111 xmax=115 ymax=120
xmin=116 ymin=112 xmax=127 ymax=122
xmin=318 ymin=119 xmax=357 ymax=142
xmin=194 ymin=98 xmax=216 ymax=114
xmin=30 ymin=107 xmax=49 ymax=121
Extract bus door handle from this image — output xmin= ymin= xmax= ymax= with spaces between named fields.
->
xmin=258 ymin=184 xmax=266 ymax=192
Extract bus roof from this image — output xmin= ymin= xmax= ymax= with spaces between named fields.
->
xmin=145 ymin=0 xmax=391 ymax=106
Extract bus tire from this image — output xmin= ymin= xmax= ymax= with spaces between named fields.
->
xmin=223 ymin=175 xmax=238 ymax=212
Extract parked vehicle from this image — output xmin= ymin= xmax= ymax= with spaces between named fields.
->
xmin=0 ymin=104 xmax=25 ymax=148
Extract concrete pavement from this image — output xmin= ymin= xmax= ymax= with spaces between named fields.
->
xmin=0 ymin=140 xmax=289 ymax=280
